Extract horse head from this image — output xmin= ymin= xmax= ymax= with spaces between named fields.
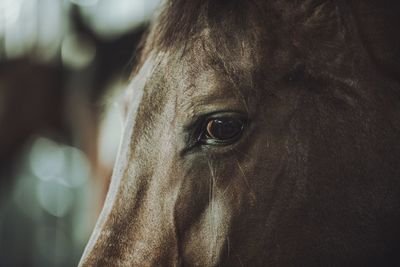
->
xmin=80 ymin=1 xmax=400 ymax=266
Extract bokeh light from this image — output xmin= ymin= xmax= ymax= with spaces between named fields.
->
xmin=0 ymin=0 xmax=161 ymax=266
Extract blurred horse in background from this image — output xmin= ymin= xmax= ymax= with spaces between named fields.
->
xmin=80 ymin=0 xmax=400 ymax=266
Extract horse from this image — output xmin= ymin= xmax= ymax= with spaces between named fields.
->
xmin=79 ymin=0 xmax=400 ymax=266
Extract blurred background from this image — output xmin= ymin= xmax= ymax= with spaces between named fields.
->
xmin=0 ymin=0 xmax=160 ymax=266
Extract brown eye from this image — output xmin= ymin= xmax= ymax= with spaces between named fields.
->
xmin=201 ymin=115 xmax=246 ymax=145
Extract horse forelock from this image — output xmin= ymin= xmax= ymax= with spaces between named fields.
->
xmin=132 ymin=0 xmax=360 ymax=82
xmin=133 ymin=0 xmax=400 ymax=86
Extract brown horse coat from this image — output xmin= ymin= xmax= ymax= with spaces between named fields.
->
xmin=80 ymin=1 xmax=400 ymax=266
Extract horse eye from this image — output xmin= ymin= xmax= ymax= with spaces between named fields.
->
xmin=200 ymin=115 xmax=246 ymax=145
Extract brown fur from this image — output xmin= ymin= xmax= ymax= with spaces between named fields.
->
xmin=80 ymin=1 xmax=400 ymax=266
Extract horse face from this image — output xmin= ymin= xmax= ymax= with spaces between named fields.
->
xmin=80 ymin=2 xmax=400 ymax=266
xmin=79 ymin=43 xmax=271 ymax=265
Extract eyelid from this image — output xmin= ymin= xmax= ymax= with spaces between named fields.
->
xmin=183 ymin=109 xmax=246 ymax=133
xmin=204 ymin=111 xmax=247 ymax=120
